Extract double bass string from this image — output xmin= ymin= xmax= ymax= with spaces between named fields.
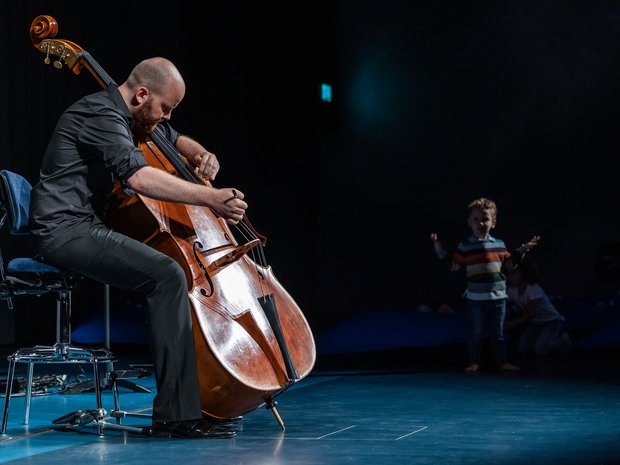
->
xmin=150 ymin=126 xmax=269 ymax=284
xmin=81 ymin=51 xmax=117 ymax=88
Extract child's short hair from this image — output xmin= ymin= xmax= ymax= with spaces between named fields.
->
xmin=467 ymin=197 xmax=497 ymax=218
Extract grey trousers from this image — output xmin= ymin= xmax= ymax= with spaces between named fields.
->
xmin=33 ymin=216 xmax=202 ymax=423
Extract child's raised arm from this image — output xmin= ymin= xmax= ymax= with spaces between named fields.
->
xmin=430 ymin=233 xmax=448 ymax=259
xmin=516 ymin=235 xmax=541 ymax=254
xmin=510 ymin=235 xmax=541 ymax=270
xmin=430 ymin=233 xmax=460 ymax=271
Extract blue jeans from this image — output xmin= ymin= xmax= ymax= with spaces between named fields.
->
xmin=466 ymin=299 xmax=507 ymax=366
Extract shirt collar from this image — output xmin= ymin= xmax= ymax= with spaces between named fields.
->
xmin=106 ymin=85 xmax=134 ymax=125
xmin=468 ymin=234 xmax=497 ymax=242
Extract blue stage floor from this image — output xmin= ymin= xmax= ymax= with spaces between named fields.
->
xmin=1 ymin=347 xmax=620 ymax=465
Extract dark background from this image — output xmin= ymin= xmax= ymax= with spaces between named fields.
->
xmin=1 ymin=1 xmax=619 ymax=351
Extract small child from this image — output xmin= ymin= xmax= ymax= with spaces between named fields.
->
xmin=431 ymin=197 xmax=539 ymax=373
xmin=505 ymin=258 xmax=572 ymax=356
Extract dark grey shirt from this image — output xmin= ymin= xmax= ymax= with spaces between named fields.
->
xmin=29 ymin=85 xmax=179 ymax=241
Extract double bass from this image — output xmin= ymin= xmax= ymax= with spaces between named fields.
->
xmin=29 ymin=15 xmax=315 ymax=428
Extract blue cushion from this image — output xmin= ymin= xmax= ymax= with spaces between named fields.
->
xmin=7 ymin=258 xmax=61 ymax=274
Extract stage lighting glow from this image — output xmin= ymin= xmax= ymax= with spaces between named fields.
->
xmin=321 ymin=83 xmax=332 ymax=102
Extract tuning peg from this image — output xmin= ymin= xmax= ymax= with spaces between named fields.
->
xmin=42 ymin=42 xmax=51 ymax=65
xmin=54 ymin=48 xmax=68 ymax=69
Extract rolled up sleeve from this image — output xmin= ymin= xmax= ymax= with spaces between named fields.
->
xmin=78 ymin=111 xmax=149 ymax=184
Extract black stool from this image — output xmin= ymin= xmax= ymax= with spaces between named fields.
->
xmin=0 ymin=169 xmax=119 ymax=435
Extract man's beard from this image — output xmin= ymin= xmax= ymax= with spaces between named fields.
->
xmin=134 ymin=100 xmax=160 ymax=136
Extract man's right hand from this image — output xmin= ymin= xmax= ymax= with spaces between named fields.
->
xmin=212 ymin=188 xmax=247 ymax=225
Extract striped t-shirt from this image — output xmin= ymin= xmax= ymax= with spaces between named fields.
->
xmin=453 ymin=235 xmax=511 ymax=301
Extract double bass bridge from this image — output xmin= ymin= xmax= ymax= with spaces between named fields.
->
xmin=193 ymin=239 xmax=261 ymax=296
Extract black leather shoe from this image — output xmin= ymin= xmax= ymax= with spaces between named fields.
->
xmin=151 ymin=420 xmax=235 ymax=439
xmin=203 ymin=415 xmax=243 ymax=427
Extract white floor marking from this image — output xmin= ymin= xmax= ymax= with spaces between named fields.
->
xmin=316 ymin=424 xmax=357 ymax=439
xmin=395 ymin=425 xmax=428 ymax=440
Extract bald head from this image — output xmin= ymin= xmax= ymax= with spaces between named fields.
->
xmin=119 ymin=57 xmax=186 ymax=135
xmin=125 ymin=57 xmax=185 ymax=95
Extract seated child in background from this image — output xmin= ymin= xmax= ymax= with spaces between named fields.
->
xmin=505 ymin=257 xmax=572 ymax=356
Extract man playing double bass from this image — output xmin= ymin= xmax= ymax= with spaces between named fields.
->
xmin=29 ymin=57 xmax=247 ymax=439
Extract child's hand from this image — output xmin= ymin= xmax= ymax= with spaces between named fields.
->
xmin=516 ymin=235 xmax=540 ymax=254
xmin=430 ymin=232 xmax=447 ymax=258
xmin=522 ymin=235 xmax=541 ymax=252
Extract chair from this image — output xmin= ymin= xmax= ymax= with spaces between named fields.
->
xmin=0 ymin=169 xmax=120 ymax=435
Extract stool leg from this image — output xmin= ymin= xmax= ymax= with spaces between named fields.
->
xmin=93 ymin=361 xmax=103 ymax=410
xmin=92 ymin=359 xmax=104 ymax=436
xmin=1 ymin=357 xmax=17 ymax=434
xmin=24 ymin=363 xmax=34 ymax=426
xmin=111 ymin=372 xmax=122 ymax=425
